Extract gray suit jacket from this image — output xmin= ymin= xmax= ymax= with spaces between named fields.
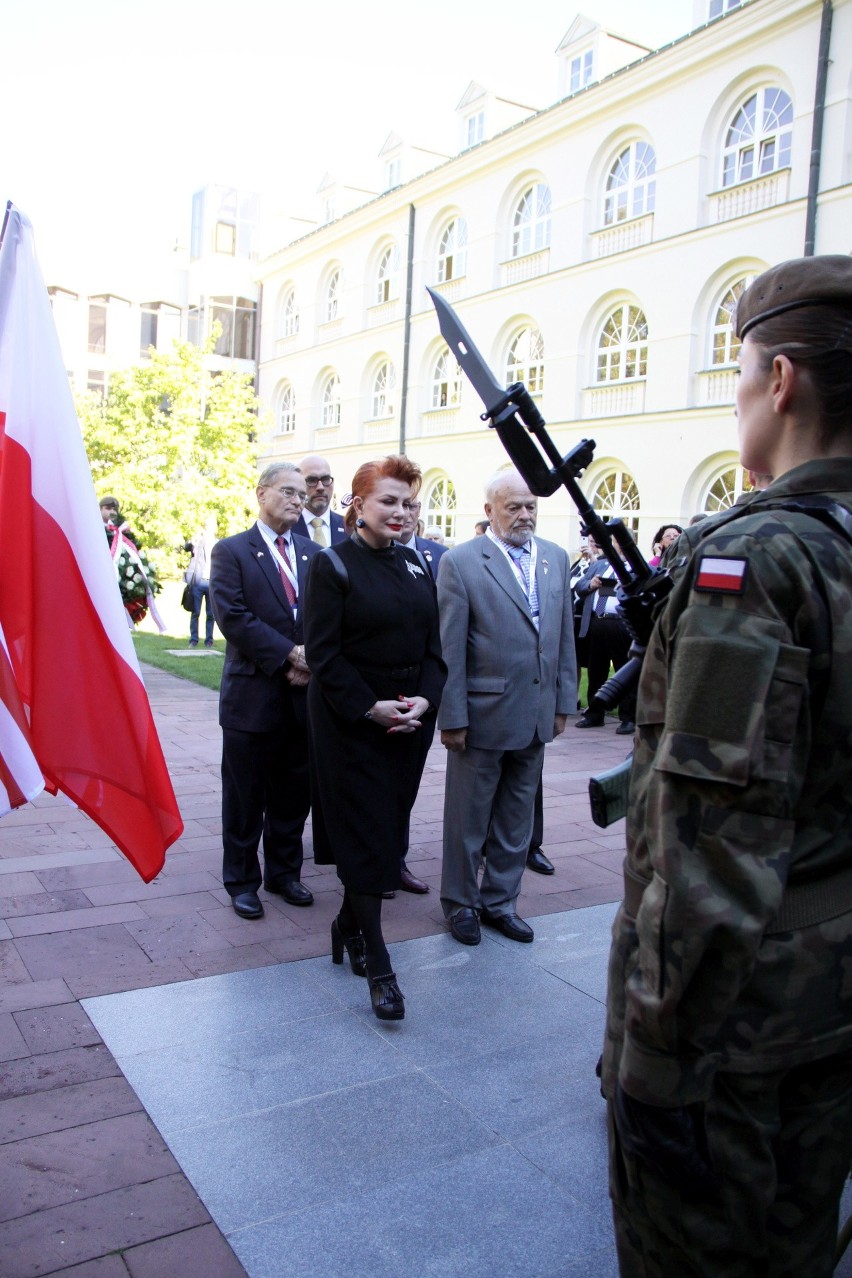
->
xmin=436 ymin=535 xmax=576 ymax=751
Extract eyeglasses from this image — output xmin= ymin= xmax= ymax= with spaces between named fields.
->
xmin=304 ymin=474 xmax=334 ymax=488
xmin=274 ymin=486 xmax=307 ymax=502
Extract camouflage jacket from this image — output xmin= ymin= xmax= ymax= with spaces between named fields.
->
xmin=603 ymin=458 xmax=852 ymax=1107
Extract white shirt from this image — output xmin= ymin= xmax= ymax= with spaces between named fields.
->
xmin=256 ymin=520 xmax=299 ymax=609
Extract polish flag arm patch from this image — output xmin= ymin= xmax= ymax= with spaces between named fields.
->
xmin=694 ymin=556 xmax=749 ymax=594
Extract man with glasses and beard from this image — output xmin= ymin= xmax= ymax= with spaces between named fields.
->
xmin=294 ymin=454 xmax=347 ymax=546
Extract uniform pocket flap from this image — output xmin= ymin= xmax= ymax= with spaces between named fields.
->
xmin=467 ymin=676 xmax=506 ymax=694
xmin=655 ymin=731 xmax=751 ymax=786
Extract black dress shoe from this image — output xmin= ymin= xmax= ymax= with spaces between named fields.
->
xmin=399 ymin=863 xmax=429 ymax=894
xmin=369 ymin=972 xmax=405 ymax=1020
xmin=480 ymin=908 xmax=534 ymax=942
xmin=615 ymin=720 xmax=636 ymax=736
xmin=575 ymin=712 xmax=604 ymax=728
xmin=232 ymin=891 xmax=263 ymax=919
xmin=448 ymin=907 xmax=481 ymax=946
xmin=265 ymin=880 xmax=314 ymax=906
xmin=526 ymin=846 xmax=555 ymax=875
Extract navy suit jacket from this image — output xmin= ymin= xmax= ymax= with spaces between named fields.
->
xmin=293 ymin=510 xmax=347 ymax=544
xmin=210 ymin=526 xmax=320 ymax=733
xmin=411 ymin=536 xmax=448 ymax=581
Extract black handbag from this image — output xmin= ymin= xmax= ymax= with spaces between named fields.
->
xmin=181 ymin=583 xmax=193 ymax=611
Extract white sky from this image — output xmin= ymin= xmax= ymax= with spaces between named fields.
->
xmin=2 ymin=0 xmax=695 ymax=283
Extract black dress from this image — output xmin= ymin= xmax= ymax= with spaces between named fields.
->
xmin=303 ymin=535 xmax=447 ymax=894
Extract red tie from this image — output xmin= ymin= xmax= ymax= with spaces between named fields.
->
xmin=275 ymin=537 xmax=297 ymax=609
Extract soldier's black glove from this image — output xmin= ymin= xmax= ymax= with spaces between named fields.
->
xmin=616 ymin=571 xmax=674 ymax=647
xmin=613 ymin=1080 xmax=719 ymax=1201
xmin=615 ymin=593 xmax=656 ymax=646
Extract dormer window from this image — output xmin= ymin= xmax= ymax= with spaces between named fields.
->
xmin=569 ymin=50 xmax=593 ymax=93
xmin=466 ymin=112 xmax=484 ymax=147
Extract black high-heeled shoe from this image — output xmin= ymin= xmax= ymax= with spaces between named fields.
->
xmin=331 ymin=917 xmax=367 ymax=977
xmin=369 ymin=972 xmax=405 ymax=1020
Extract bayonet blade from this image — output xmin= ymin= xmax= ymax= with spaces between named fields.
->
xmin=426 ymin=286 xmax=505 ymax=413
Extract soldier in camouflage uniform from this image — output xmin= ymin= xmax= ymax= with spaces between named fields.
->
xmin=602 ymin=255 xmax=852 ymax=1277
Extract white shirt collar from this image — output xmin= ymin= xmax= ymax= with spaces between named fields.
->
xmin=256 ymin=519 xmax=291 ymax=548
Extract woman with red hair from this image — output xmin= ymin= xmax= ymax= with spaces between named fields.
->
xmin=304 ymin=455 xmax=446 ymax=1021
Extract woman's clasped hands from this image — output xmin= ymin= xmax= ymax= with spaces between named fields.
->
xmin=368 ymin=695 xmax=430 ymax=734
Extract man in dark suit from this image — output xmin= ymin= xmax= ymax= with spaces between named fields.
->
xmin=210 ymin=463 xmax=320 ymax=919
xmin=398 ymin=496 xmax=448 ymax=581
xmin=293 ymin=453 xmax=347 ymax=545
xmin=574 ymin=535 xmax=635 ymax=734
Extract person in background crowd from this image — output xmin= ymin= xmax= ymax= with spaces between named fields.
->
xmin=602 ymin=255 xmax=852 ymax=1277
xmin=648 ymin=523 xmax=683 ymax=567
xmin=293 ymin=454 xmax=347 ymax=545
xmin=574 ymin=536 xmax=635 ymax=734
xmin=100 ymin=496 xmax=163 ymax=630
xmin=185 ymin=514 xmax=218 ymax=648
xmin=304 ymin=455 xmax=446 ymax=1021
xmin=474 ymin=519 xmax=490 ymax=536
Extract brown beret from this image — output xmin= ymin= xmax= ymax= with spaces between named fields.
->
xmin=735 ymin=254 xmax=852 ymax=338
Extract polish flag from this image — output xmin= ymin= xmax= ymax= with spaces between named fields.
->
xmin=0 ymin=205 xmax=183 ymax=881
xmin=0 ymin=620 xmax=44 ymax=815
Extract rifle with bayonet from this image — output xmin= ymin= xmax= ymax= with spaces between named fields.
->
xmin=426 ymin=286 xmax=675 ymax=826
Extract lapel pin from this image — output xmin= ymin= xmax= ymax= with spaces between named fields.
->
xmin=542 ymin=558 xmax=549 ymax=575
xmin=257 ymin=551 xmax=264 ymax=558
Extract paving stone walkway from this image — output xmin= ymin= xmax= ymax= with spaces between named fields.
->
xmin=0 ymin=664 xmax=631 ymax=1277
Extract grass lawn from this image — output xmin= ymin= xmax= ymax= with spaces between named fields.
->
xmin=131 ymin=580 xmax=224 ymax=691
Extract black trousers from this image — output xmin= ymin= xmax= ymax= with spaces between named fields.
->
xmin=221 ymin=721 xmax=310 ymax=896
xmin=587 ymin=613 xmax=637 ymax=724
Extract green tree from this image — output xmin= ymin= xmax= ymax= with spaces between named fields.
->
xmin=77 ymin=331 xmax=264 ymax=575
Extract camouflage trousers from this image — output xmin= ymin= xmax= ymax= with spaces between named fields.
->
xmin=608 ymin=1048 xmax=852 ymax=1277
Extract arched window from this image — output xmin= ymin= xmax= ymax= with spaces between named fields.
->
xmin=325 ymin=269 xmax=341 ymax=322
xmin=511 ymin=184 xmax=551 ymax=258
xmin=321 ymin=373 xmax=341 ymax=428
xmin=277 ymin=383 xmax=296 ymax=435
xmin=372 ymin=360 xmax=396 ymax=418
xmin=282 ymin=287 xmax=299 ymax=337
xmin=596 ymin=305 xmax=648 ymax=382
xmin=425 ymin=476 xmax=457 ymax=540
xmin=437 ymin=218 xmax=468 ymax=282
xmin=722 ymin=88 xmax=793 ymax=188
xmin=506 ymin=327 xmax=545 ymax=394
xmin=703 ymin=465 xmax=752 ymax=512
xmin=590 ymin=469 xmax=640 ymax=533
xmin=431 ymin=348 xmax=462 ymax=409
xmin=603 ymin=142 xmax=656 ymax=226
xmin=710 ymin=277 xmax=754 ymax=366
xmin=376 ymin=246 xmax=399 ymax=304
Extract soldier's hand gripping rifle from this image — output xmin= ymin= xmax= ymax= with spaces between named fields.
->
xmin=427 ymin=287 xmax=674 ymax=826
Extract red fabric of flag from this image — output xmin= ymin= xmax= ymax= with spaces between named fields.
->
xmin=0 ymin=207 xmax=183 ymax=881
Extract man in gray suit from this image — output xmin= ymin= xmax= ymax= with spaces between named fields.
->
xmin=437 ymin=470 xmax=576 ymax=945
